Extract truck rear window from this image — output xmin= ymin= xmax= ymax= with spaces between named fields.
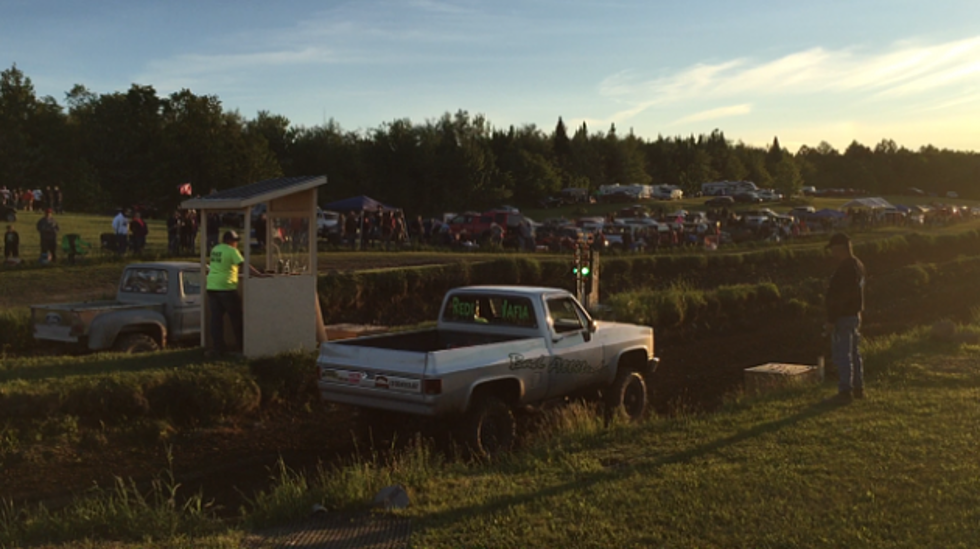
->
xmin=120 ymin=268 xmax=169 ymax=294
xmin=442 ymin=294 xmax=537 ymax=328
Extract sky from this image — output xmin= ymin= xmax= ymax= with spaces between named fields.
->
xmin=3 ymin=0 xmax=980 ymax=152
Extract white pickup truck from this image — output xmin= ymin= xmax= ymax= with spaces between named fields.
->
xmin=316 ymin=286 xmax=659 ymax=457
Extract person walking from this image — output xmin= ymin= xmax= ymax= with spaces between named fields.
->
xmin=36 ymin=208 xmax=60 ymax=263
xmin=206 ymin=230 xmax=266 ymax=356
xmin=825 ymin=233 xmax=866 ymax=402
xmin=112 ymin=209 xmax=129 ymax=255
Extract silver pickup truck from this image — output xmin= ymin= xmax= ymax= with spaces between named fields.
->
xmin=317 ymin=286 xmax=659 ymax=456
xmin=31 ymin=262 xmax=202 ymax=353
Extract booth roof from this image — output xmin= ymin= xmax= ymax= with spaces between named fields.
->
xmin=180 ymin=175 xmax=326 ymax=210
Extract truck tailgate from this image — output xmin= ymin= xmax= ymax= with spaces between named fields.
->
xmin=317 ymin=335 xmax=547 ymax=416
xmin=318 ymin=343 xmax=428 ymax=392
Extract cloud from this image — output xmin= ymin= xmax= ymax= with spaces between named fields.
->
xmin=602 ymin=35 xmax=980 ymax=120
xmin=671 ymin=104 xmax=752 ymax=125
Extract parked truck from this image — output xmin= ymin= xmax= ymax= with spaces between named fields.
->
xmin=31 ymin=262 xmax=202 ymax=353
xmin=317 ymin=286 xmax=659 ymax=456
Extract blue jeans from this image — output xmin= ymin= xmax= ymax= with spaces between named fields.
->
xmin=832 ymin=316 xmax=863 ymax=393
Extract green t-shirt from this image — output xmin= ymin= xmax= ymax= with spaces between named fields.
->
xmin=207 ymin=243 xmax=244 ymax=290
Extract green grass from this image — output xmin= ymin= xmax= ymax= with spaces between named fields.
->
xmin=3 ymin=319 xmax=980 ymax=547
xmin=5 ymin=212 xmax=171 ymax=259
xmin=384 ymin=327 xmax=980 ymax=548
xmin=0 ymin=318 xmax=980 ymax=548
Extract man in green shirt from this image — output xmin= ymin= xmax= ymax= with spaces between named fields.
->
xmin=207 ymin=230 xmax=265 ymax=355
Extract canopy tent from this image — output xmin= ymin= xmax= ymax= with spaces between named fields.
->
xmin=321 ymin=195 xmax=395 ymax=212
xmin=840 ymin=197 xmax=894 ymax=209
xmin=809 ymin=208 xmax=846 ymax=219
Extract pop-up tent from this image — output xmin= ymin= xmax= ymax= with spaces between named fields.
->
xmin=321 ymin=195 xmax=395 ymax=212
xmin=840 ymin=197 xmax=894 ymax=209
xmin=811 ymin=208 xmax=846 ymax=218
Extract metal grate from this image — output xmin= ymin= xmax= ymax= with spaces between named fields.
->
xmin=243 ymin=513 xmax=412 ymax=549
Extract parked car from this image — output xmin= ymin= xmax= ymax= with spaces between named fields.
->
xmin=31 ymin=262 xmax=201 ymax=353
xmin=756 ymin=190 xmax=783 ymax=202
xmin=448 ymin=209 xmax=525 ymax=241
xmin=538 ymin=196 xmax=565 ymax=209
xmin=705 ymin=196 xmax=735 ymax=208
xmin=734 ymin=192 xmax=764 ymax=204
xmin=788 ymin=206 xmax=816 ymax=218
xmin=317 ymin=208 xmax=340 ymax=239
xmin=316 ymin=286 xmax=659 ymax=457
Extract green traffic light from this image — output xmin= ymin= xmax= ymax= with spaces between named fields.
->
xmin=572 ymin=267 xmax=579 ymax=275
xmin=581 ymin=266 xmax=591 ymax=276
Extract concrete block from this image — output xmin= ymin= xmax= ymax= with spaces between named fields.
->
xmin=744 ymin=361 xmax=824 ymax=395
xmin=373 ymin=484 xmax=410 ymax=510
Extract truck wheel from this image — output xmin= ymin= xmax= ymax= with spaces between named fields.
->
xmin=606 ymin=371 xmax=648 ymax=421
xmin=113 ymin=333 xmax=160 ymax=354
xmin=457 ymin=396 xmax=516 ymax=459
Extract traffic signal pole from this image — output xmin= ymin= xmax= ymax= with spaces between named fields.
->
xmin=571 ymin=243 xmax=600 ymax=310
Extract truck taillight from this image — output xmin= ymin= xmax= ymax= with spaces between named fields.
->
xmin=423 ymin=379 xmax=442 ymax=395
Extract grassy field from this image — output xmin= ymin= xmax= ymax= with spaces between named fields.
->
xmin=3 ymin=318 xmax=979 ymax=548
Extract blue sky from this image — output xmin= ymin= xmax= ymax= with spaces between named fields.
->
xmin=3 ymin=0 xmax=979 ymax=151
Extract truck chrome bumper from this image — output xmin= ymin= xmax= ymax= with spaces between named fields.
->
xmin=318 ymin=386 xmax=438 ymax=416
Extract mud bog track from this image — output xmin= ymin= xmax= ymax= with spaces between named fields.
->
xmin=4 ymin=288 xmax=978 ymax=516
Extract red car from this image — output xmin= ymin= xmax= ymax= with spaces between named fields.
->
xmin=447 ymin=209 xmax=524 ymax=240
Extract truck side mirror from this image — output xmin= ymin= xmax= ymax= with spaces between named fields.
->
xmin=589 ymin=319 xmax=597 ymax=333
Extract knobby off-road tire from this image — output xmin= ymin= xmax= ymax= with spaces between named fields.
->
xmin=113 ymin=333 xmax=160 ymax=354
xmin=456 ymin=395 xmax=516 ymax=459
xmin=606 ymin=370 xmax=648 ymax=421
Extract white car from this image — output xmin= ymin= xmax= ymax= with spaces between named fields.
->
xmin=317 ymin=208 xmax=340 ymax=238
xmin=757 ymin=189 xmax=783 ymax=202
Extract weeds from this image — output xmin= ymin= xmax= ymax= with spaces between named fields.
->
xmin=0 ymin=448 xmax=221 ymax=548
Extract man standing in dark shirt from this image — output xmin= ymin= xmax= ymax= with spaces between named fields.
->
xmin=824 ymin=233 xmax=866 ymax=401
xmin=36 ymin=208 xmax=60 ymax=263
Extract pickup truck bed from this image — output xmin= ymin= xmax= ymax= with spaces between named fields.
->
xmin=32 ymin=301 xmax=163 ymax=343
xmin=333 ymin=329 xmax=528 ymax=353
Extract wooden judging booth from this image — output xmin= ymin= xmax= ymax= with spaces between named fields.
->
xmin=181 ymin=176 xmax=327 ymax=358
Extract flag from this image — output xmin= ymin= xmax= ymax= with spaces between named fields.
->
xmin=178 ymin=183 xmax=192 ymax=196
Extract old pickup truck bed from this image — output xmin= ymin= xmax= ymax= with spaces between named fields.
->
xmin=332 ymin=329 xmax=528 ymax=353
xmin=32 ymin=301 xmax=163 ymax=343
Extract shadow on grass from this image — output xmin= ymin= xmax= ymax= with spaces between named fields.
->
xmin=0 ymin=348 xmax=211 ymax=383
xmin=418 ymin=396 xmax=847 ymax=527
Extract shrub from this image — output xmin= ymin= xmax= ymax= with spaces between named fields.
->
xmin=0 ymin=310 xmax=34 ymax=356
xmin=145 ymin=366 xmax=261 ymax=426
xmin=62 ymin=377 xmax=151 ymax=423
xmin=249 ymin=351 xmax=318 ymax=406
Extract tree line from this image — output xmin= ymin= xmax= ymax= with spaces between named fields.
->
xmin=2 ymin=64 xmax=978 ymax=217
